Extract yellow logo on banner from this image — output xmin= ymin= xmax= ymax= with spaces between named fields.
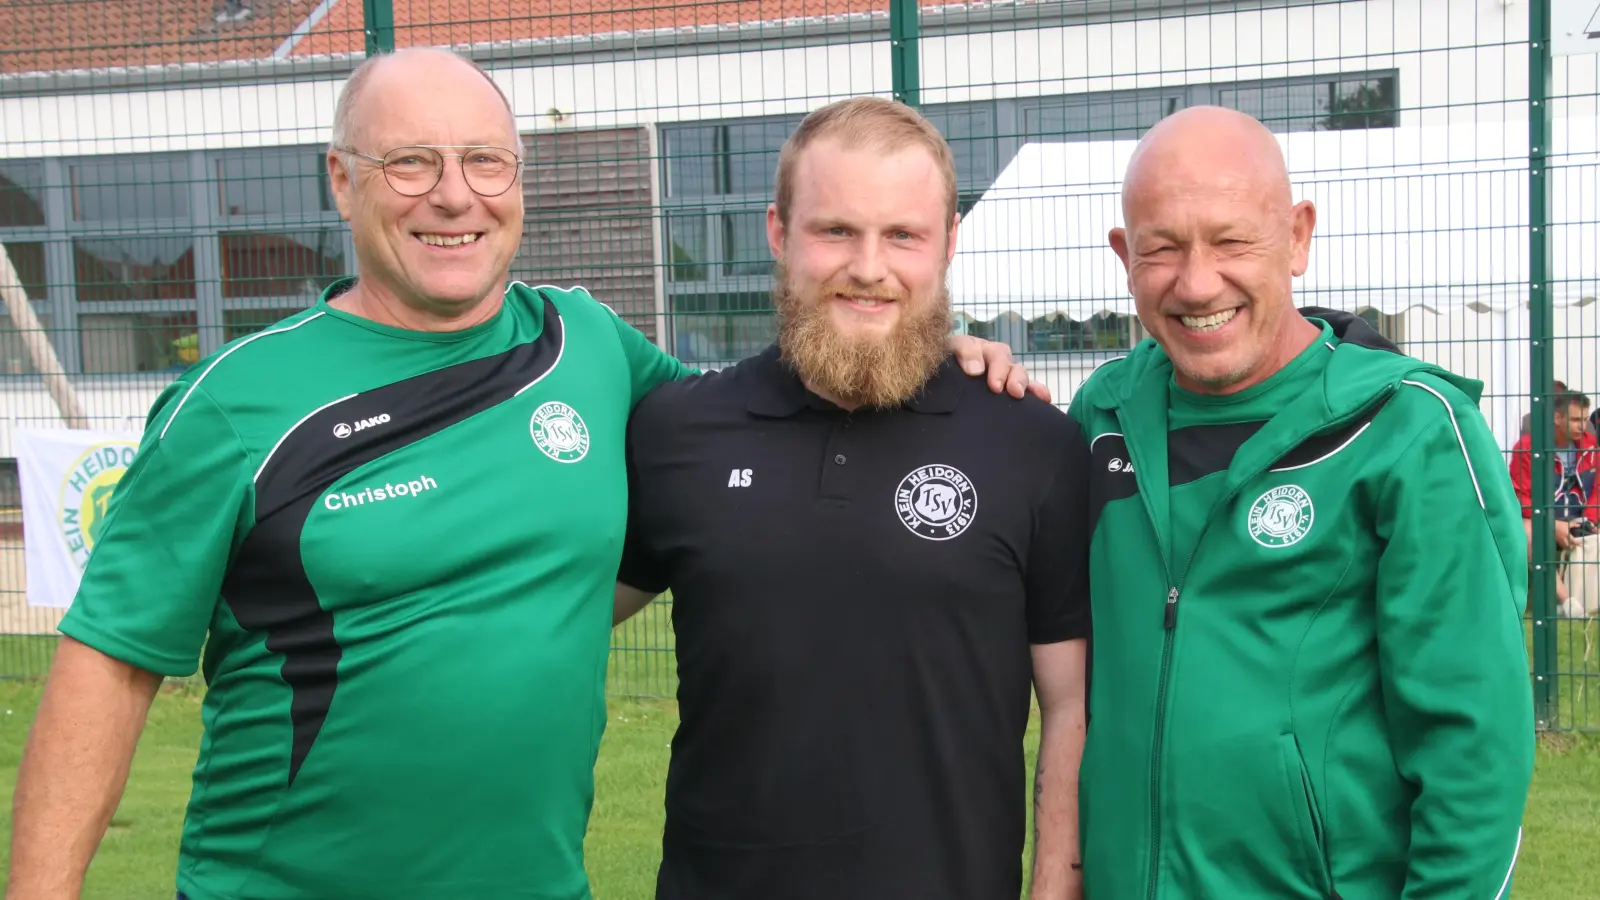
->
xmin=59 ymin=441 xmax=138 ymax=568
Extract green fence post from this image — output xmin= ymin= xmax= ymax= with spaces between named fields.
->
xmin=364 ymin=0 xmax=396 ymax=56
xmin=1528 ymin=0 xmax=1557 ymax=730
xmin=890 ymin=0 xmax=920 ymax=108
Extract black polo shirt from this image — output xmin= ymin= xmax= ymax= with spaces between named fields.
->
xmin=619 ymin=343 xmax=1091 ymax=900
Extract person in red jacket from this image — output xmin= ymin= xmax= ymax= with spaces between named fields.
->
xmin=1510 ymin=388 xmax=1599 ymax=606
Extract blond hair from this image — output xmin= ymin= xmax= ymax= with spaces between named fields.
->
xmin=773 ymin=96 xmax=958 ymax=227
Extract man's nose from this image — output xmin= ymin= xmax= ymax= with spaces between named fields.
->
xmin=1172 ymin=246 xmax=1226 ymax=304
xmin=426 ymin=157 xmax=476 ymax=212
xmin=845 ymin=237 xmax=889 ymax=285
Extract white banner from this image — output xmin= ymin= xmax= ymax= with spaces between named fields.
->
xmin=15 ymin=428 xmax=141 ymax=609
xmin=1553 ymin=0 xmax=1600 ymax=56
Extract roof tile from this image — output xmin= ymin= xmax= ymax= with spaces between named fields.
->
xmin=2 ymin=0 xmax=909 ymax=74
xmin=0 ymin=0 xmax=321 ymax=74
xmin=295 ymin=0 xmax=896 ymax=58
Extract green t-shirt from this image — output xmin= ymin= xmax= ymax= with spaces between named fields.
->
xmin=1167 ymin=321 xmax=1335 ymax=567
xmin=58 ymin=279 xmax=691 ymax=900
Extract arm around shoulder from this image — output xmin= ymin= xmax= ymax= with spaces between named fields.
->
xmin=1374 ymin=380 xmax=1534 ymax=897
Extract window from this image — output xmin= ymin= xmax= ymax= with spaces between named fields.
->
xmin=664 ymin=118 xmax=802 ymax=199
xmin=3 ymin=242 xmax=48 ymax=300
xmin=224 ymin=307 xmax=310 ymax=341
xmin=0 ymin=312 xmax=56 ymax=375
xmin=69 ymin=154 xmax=189 ymax=222
xmin=1023 ymin=92 xmax=1184 ymax=143
xmin=73 ymin=236 xmax=197 ymax=302
xmin=669 ymin=291 xmax=777 ymax=364
xmin=925 ymin=104 xmax=998 ymax=186
xmin=0 ymin=146 xmax=354 ymax=378
xmin=1216 ymin=73 xmax=1398 ymax=132
xmin=0 ymin=162 xmax=46 ymax=228
xmin=219 ymin=230 xmax=345 ymax=299
xmin=721 ymin=211 xmax=772 ymax=278
xmin=216 ymin=149 xmax=334 ymax=219
xmin=79 ymin=311 xmax=199 ymax=373
xmin=666 ymin=214 xmax=711 ymax=283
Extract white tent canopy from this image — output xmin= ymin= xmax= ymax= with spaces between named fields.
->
xmin=947 ymin=118 xmax=1600 ymax=323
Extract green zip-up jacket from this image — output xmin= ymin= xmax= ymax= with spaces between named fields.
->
xmin=1067 ymin=309 xmax=1535 ymax=900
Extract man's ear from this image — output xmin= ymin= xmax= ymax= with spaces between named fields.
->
xmin=1288 ymin=199 xmax=1317 ymax=277
xmin=766 ymin=203 xmax=785 ymax=260
xmin=328 ymin=149 xmax=355 ymax=222
xmin=1109 ymin=227 xmax=1130 ymax=269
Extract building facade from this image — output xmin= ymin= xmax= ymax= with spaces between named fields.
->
xmin=0 ymin=0 xmax=1591 ymax=464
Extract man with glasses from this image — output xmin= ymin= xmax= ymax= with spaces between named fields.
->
xmin=6 ymin=48 xmax=1037 ymax=900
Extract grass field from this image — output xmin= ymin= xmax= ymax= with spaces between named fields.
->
xmin=4 ymin=610 xmax=1600 ymax=897
xmin=0 ymin=678 xmax=1599 ymax=898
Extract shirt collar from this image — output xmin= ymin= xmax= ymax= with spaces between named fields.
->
xmin=745 ymin=343 xmax=966 ymax=418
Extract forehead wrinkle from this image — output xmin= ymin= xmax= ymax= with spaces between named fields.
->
xmin=349 ymin=56 xmax=518 ymax=154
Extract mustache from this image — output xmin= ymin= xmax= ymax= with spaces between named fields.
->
xmin=815 ymin=283 xmax=912 ymax=304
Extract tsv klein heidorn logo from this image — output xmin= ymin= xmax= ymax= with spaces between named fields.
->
xmin=1247 ymin=484 xmax=1315 ymax=548
xmin=530 ymin=401 xmax=590 ymax=463
xmin=895 ymin=464 xmax=977 ymax=541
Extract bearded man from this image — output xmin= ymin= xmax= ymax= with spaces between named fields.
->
xmin=613 ymin=96 xmax=1092 ymax=900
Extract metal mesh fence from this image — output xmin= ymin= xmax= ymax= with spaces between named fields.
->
xmin=0 ymin=0 xmax=1596 ymax=724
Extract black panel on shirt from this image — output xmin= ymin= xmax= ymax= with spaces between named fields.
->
xmin=1271 ymin=395 xmax=1392 ymax=471
xmin=1168 ymin=421 xmax=1267 ymax=487
xmin=619 ymin=344 xmax=1089 ymax=900
xmin=222 ymin=297 xmax=563 ymax=786
xmin=1087 ymin=431 xmax=1139 ymax=536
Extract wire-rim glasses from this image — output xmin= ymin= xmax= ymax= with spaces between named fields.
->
xmin=336 ymin=145 xmax=524 ymax=197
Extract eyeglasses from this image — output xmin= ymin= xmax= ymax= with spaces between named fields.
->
xmin=336 ymin=145 xmax=524 ymax=197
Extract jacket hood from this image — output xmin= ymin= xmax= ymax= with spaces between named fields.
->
xmin=1084 ymin=306 xmax=1484 ymax=416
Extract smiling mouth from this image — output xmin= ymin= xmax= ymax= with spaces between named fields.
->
xmin=1178 ymin=308 xmax=1238 ymax=332
xmin=415 ymin=233 xmax=484 ymax=247
xmin=838 ymin=293 xmax=896 ymax=309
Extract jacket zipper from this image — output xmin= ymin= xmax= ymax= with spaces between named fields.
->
xmin=1146 ymin=585 xmax=1179 ymax=900
xmin=1122 ymin=425 xmax=1177 ymax=900
xmin=1139 ymin=385 xmax=1395 ymax=900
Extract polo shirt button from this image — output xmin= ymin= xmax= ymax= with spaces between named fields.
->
xmin=835 ymin=454 xmax=847 ymax=465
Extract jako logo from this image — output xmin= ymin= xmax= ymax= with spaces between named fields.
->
xmin=333 ymin=414 xmax=391 ymax=439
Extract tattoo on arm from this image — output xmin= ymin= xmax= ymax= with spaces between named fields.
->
xmin=1034 ymin=755 xmax=1045 ymax=851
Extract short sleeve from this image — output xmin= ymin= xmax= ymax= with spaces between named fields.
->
xmin=616 ymin=413 xmax=670 ymax=594
xmin=57 ymin=383 xmax=254 ymax=677
xmin=608 ymin=309 xmax=697 ymax=408
xmin=1024 ymin=410 xmax=1093 ymax=644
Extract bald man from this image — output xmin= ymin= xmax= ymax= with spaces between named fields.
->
xmin=1067 ymin=106 xmax=1534 ymax=898
xmin=5 ymin=50 xmax=1034 ymax=900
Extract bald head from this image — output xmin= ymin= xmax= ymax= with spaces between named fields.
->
xmin=330 ymin=48 xmax=516 ymax=153
xmin=1107 ymin=105 xmax=1319 ymax=395
xmin=1122 ymin=105 xmax=1292 ymax=218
